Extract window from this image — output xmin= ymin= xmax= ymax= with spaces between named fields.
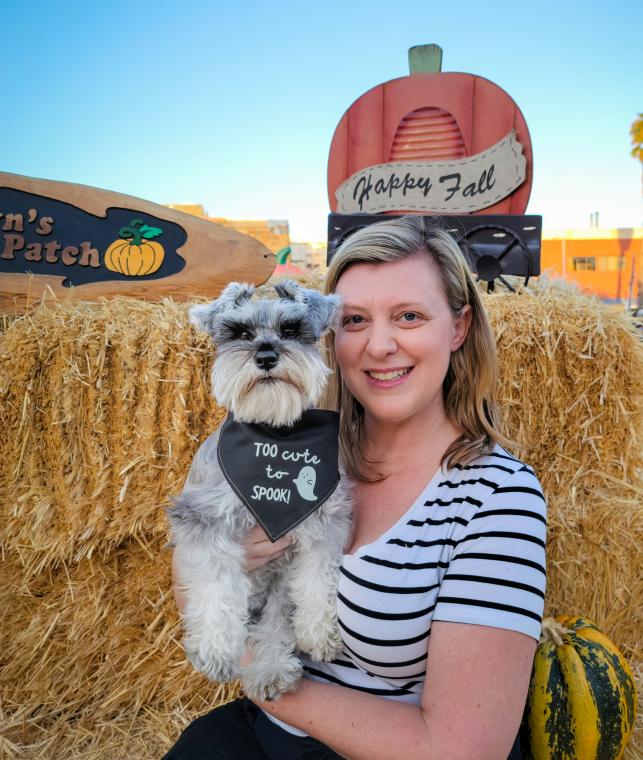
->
xmin=597 ymin=256 xmax=625 ymax=272
xmin=572 ymin=257 xmax=596 ymax=271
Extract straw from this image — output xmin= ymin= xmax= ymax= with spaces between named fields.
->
xmin=1 ymin=275 xmax=641 ymax=758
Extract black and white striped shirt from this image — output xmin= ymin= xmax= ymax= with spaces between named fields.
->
xmin=270 ymin=443 xmax=547 ymax=735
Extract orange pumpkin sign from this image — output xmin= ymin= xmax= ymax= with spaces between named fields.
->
xmin=104 ymin=219 xmax=165 ymax=276
xmin=327 ymin=44 xmax=533 ymax=215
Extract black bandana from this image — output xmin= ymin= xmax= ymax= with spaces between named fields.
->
xmin=217 ymin=410 xmax=340 ymax=542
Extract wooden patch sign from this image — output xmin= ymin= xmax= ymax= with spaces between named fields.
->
xmin=1 ymin=188 xmax=188 ymax=284
xmin=0 ymin=172 xmax=275 ymax=313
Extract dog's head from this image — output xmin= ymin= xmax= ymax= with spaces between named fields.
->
xmin=189 ymin=281 xmax=341 ymax=426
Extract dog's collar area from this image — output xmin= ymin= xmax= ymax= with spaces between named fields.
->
xmin=228 ymin=409 xmax=337 ymax=436
xmin=217 ymin=410 xmax=340 ymax=541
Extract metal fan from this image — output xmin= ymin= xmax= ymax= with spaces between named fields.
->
xmin=454 ymin=224 xmax=534 ymax=292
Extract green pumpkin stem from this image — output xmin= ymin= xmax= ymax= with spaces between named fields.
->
xmin=117 ymin=219 xmax=163 ymax=245
xmin=408 ymin=44 xmax=443 ymax=74
xmin=118 ymin=219 xmax=146 ymax=246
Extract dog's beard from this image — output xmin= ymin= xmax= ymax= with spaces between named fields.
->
xmin=211 ymin=345 xmax=331 ymax=426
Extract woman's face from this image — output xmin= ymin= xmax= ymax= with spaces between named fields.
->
xmin=333 ymin=253 xmax=471 ymax=428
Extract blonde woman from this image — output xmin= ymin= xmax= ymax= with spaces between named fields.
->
xmin=166 ymin=216 xmax=546 ymax=760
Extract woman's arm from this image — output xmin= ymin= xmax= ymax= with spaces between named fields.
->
xmin=255 ymin=620 xmax=536 ymax=760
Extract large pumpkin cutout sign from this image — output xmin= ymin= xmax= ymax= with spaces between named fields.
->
xmin=328 ymin=45 xmax=533 ymax=216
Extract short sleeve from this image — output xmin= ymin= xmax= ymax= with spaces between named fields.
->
xmin=433 ymin=466 xmax=547 ymax=641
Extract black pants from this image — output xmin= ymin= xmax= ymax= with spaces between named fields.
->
xmin=162 ymin=697 xmax=524 ymax=759
xmin=162 ymin=698 xmax=342 ymax=759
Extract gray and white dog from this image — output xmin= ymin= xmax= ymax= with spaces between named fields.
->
xmin=167 ymin=280 xmax=352 ymax=701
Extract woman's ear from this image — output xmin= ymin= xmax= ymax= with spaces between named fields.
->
xmin=451 ymin=304 xmax=472 ymax=352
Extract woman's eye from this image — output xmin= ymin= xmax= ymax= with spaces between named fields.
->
xmin=397 ymin=311 xmax=426 ymax=327
xmin=342 ymin=315 xmax=364 ymax=327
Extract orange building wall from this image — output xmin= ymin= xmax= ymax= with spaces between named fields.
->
xmin=210 ymin=218 xmax=289 ymax=254
xmin=541 ymin=229 xmax=642 ymax=306
xmin=166 ymin=205 xmax=289 ymax=255
xmin=166 ymin=203 xmax=208 ymax=218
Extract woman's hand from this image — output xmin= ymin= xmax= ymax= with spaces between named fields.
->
xmin=172 ymin=526 xmax=290 ymax=615
xmin=243 ymin=524 xmax=292 ymax=571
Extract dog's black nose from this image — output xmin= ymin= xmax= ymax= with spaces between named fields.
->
xmin=255 ymin=345 xmax=279 ymax=370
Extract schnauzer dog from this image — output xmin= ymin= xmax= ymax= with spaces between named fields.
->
xmin=167 ymin=280 xmax=352 ymax=701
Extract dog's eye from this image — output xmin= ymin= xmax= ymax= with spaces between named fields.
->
xmin=228 ymin=324 xmax=254 ymax=340
xmin=280 ymin=322 xmax=300 ymax=339
xmin=221 ymin=319 xmax=254 ymax=341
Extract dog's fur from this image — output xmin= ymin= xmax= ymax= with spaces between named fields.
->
xmin=167 ymin=281 xmax=352 ymax=701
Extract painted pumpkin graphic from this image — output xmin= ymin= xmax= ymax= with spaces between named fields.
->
xmin=104 ymin=219 xmax=165 ymax=276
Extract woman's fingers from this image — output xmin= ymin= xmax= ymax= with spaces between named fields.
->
xmin=243 ymin=526 xmax=292 ymax=570
xmin=247 ymin=526 xmax=289 ymax=553
xmin=271 ymin=535 xmax=292 ymax=553
xmin=246 ymin=523 xmax=269 ymax=545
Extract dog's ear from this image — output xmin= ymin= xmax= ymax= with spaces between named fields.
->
xmin=304 ymin=291 xmax=342 ymax=337
xmin=273 ymin=280 xmax=305 ymax=303
xmin=275 ymin=281 xmax=341 ymax=338
xmin=189 ymin=282 xmax=255 ymax=332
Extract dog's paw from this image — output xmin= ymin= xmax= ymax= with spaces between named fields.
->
xmin=298 ymin=624 xmax=343 ymax=662
xmin=241 ymin=656 xmax=303 ymax=702
xmin=186 ymin=648 xmax=239 ymax=683
xmin=293 ymin=614 xmax=343 ymax=662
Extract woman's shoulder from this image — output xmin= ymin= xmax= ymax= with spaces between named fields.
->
xmin=446 ymin=442 xmax=546 ymax=503
xmin=446 ymin=441 xmax=535 ymax=476
xmin=471 ymin=442 xmax=537 ymax=475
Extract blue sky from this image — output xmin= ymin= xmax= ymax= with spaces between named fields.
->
xmin=3 ymin=0 xmax=641 ymax=241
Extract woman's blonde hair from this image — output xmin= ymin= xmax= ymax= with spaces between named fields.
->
xmin=322 ymin=215 xmax=515 ymax=481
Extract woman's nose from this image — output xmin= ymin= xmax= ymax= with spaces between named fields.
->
xmin=365 ymin=321 xmax=397 ymax=358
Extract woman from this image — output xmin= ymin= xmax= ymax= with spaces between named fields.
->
xmin=165 ymin=216 xmax=547 ymax=759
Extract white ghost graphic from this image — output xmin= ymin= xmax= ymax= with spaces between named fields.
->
xmin=293 ymin=465 xmax=318 ymax=501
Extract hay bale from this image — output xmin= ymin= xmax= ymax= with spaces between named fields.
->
xmin=490 ymin=277 xmax=643 ymax=663
xmin=0 ymin=280 xmax=317 ymax=575
xmin=0 ymin=537 xmax=239 ymax=758
xmin=491 ymin=277 xmax=643 ymax=497
xmin=492 ymin=279 xmax=643 ymax=759
xmin=1 ymin=278 xmax=642 ymax=758
xmin=0 ymin=298 xmax=225 ymax=574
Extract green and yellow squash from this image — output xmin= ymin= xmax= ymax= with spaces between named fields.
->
xmin=522 ymin=616 xmax=637 ymax=760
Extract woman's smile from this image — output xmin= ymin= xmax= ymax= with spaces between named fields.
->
xmin=364 ymin=366 xmax=414 ymax=387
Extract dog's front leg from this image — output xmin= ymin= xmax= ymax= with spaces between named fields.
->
xmin=175 ymin=536 xmax=250 ymax=683
xmin=241 ymin=564 xmax=303 ymax=702
xmin=288 ymin=515 xmax=349 ymax=662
